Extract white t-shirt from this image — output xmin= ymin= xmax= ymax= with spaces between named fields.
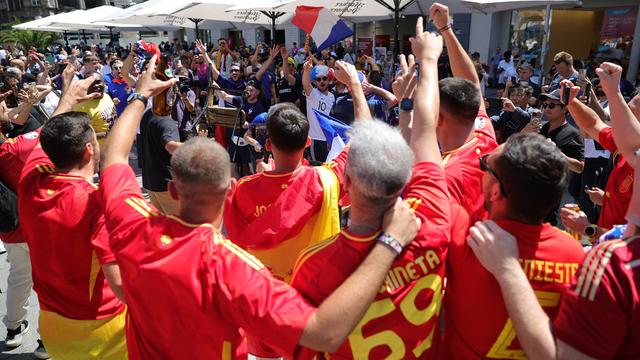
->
xmin=306 ymin=88 xmax=335 ymax=140
xmin=498 ymin=59 xmax=514 ymax=84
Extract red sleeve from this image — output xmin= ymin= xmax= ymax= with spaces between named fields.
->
xmin=597 ymin=127 xmax=617 ymax=154
xmin=404 ymin=161 xmax=451 ymax=230
xmin=91 ymin=214 xmax=115 ymax=264
xmin=98 ymin=163 xmax=156 ymax=252
xmin=214 ymin=242 xmax=315 ymax=358
xmin=0 ymin=130 xmax=40 ymax=190
xmin=20 ymin=146 xmax=53 ymax=184
xmin=552 ymin=244 xmax=630 ymax=359
xmin=476 ymin=110 xmax=497 ymax=141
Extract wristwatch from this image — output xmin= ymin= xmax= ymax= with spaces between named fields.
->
xmin=584 ymin=224 xmax=598 ymax=238
xmin=131 ymin=92 xmax=148 ymax=107
xmin=377 ymin=233 xmax=404 ymax=255
xmin=400 ymin=98 xmax=414 ymax=112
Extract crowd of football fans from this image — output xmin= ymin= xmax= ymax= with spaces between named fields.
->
xmin=0 ymin=2 xmax=638 ymax=359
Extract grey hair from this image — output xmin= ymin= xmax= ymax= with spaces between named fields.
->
xmin=170 ymin=137 xmax=230 ymax=191
xmin=347 ymin=120 xmax=414 ymax=205
xmin=5 ymin=67 xmax=22 ymax=78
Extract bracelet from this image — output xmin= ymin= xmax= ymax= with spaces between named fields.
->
xmin=377 ymin=233 xmax=404 ymax=255
xmin=438 ymin=24 xmax=452 ymax=33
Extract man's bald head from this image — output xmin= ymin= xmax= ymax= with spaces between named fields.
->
xmin=170 ymin=138 xmax=230 ymax=196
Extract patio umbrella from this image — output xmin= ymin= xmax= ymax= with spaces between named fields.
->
xmin=158 ymin=0 xmax=293 ymax=42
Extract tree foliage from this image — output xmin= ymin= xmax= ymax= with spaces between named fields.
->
xmin=0 ymin=18 xmax=60 ymax=50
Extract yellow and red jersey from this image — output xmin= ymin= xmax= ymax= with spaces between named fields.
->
xmin=443 ymin=219 xmax=585 ymax=359
xmin=223 ymin=148 xmax=348 ymax=282
xmin=0 ymin=129 xmax=40 ymax=244
xmin=598 ymin=127 xmax=633 ymax=229
xmin=99 ymin=164 xmax=316 ymax=359
xmin=443 ymin=111 xmax=498 ymax=224
xmin=284 ymin=161 xmax=450 ymax=359
xmin=18 ymin=146 xmax=123 ymax=320
xmin=553 ymin=236 xmax=640 ymax=359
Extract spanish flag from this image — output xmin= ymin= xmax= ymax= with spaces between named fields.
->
xmin=224 ymin=165 xmax=341 ymax=283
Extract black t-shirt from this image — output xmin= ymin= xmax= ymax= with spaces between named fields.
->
xmin=331 ymin=91 xmax=355 ymax=125
xmin=276 ymin=74 xmax=302 ymax=104
xmin=5 ymin=116 xmax=41 ymax=139
xmin=540 ymin=121 xmax=584 ymax=161
xmin=495 ymin=108 xmax=531 ymax=143
xmin=139 ymin=109 xmax=180 ymax=192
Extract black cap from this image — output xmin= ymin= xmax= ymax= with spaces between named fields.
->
xmin=539 ymin=89 xmax=561 ymax=102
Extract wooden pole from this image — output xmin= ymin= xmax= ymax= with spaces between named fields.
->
xmin=304 ymin=33 xmax=311 ymax=54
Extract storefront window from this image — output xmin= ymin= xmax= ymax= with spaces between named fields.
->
xmin=509 ymin=9 xmax=546 ymax=67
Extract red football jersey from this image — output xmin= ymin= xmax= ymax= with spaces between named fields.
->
xmin=289 ymin=161 xmax=451 ymax=359
xmin=99 ymin=164 xmax=316 ymax=359
xmin=598 ymin=127 xmax=633 ymax=229
xmin=443 ymin=219 xmax=585 ymax=359
xmin=553 ymin=236 xmax=640 ymax=359
xmin=443 ymin=110 xmax=498 ymax=224
xmin=0 ymin=129 xmax=40 ymax=244
xmin=18 ymin=147 xmax=123 ymax=320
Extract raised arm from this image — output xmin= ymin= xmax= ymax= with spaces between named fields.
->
xmin=102 ymin=54 xmax=177 ymax=169
xmin=196 ymin=39 xmax=220 ymax=81
xmin=563 ymin=80 xmax=608 ymax=142
xmin=596 ymin=62 xmax=640 ymax=161
xmin=430 ymin=3 xmax=484 ymax=113
xmin=410 ymin=17 xmax=443 ymax=165
xmin=280 ymin=47 xmax=296 ymax=86
xmin=392 ymin=54 xmax=418 ymax=143
xmin=256 ymin=44 xmax=280 ymax=81
xmin=363 ymin=82 xmax=398 ymax=108
xmin=302 ymin=57 xmax=314 ymax=96
xmin=333 ymin=61 xmax=370 ymax=120
xmin=52 ymin=74 xmax=102 ymax=117
xmin=299 ymin=199 xmax=420 ymax=351
xmin=122 ymin=49 xmax=138 ymax=89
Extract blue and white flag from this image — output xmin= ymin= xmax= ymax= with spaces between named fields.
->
xmin=313 ymin=109 xmax=351 ymax=161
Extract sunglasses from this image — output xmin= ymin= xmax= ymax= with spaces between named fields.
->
xmin=316 ymin=76 xmax=328 ymax=82
xmin=542 ymin=102 xmax=563 ymax=109
xmin=112 ymin=66 xmax=122 ymax=70
xmin=230 ymin=68 xmax=240 ymax=72
xmin=479 ymin=154 xmax=508 ymax=197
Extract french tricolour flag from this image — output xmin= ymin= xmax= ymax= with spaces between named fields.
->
xmin=313 ymin=109 xmax=351 ymax=161
xmin=292 ymin=6 xmax=353 ymax=52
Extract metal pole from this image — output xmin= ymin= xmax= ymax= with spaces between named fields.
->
xmin=108 ymin=26 xmax=113 ymax=46
xmin=63 ymin=31 xmax=69 ymax=47
xmin=372 ymin=20 xmax=376 ymax=57
xmin=394 ymin=0 xmax=400 ymax=58
xmin=539 ymin=4 xmax=552 ymax=87
xmin=82 ymin=29 xmax=87 ymax=44
xmin=272 ymin=13 xmax=276 ymax=45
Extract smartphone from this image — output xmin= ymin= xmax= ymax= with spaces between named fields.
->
xmin=562 ymin=84 xmax=570 ymax=105
xmin=578 ymin=69 xmax=586 ymax=80
xmin=583 ymin=83 xmax=592 ymax=104
xmin=511 ymin=76 xmax=517 ymax=83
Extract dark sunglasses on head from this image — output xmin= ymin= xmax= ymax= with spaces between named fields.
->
xmin=542 ymin=102 xmax=563 ymax=109
xmin=316 ymin=76 xmax=328 ymax=82
xmin=479 ymin=154 xmax=508 ymax=197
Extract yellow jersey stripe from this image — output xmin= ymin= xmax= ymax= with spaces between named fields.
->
xmin=221 ymin=240 xmax=264 ymax=271
xmin=575 ymin=241 xmax=602 ymax=294
xmin=88 ymin=251 xmax=101 ymax=302
xmin=125 ymin=198 xmax=150 ymax=218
